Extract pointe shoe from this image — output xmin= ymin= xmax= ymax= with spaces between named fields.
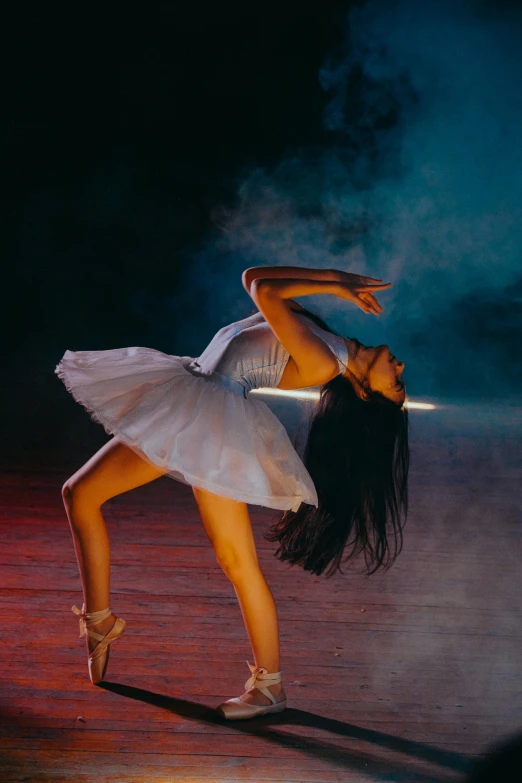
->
xmin=217 ymin=661 xmax=287 ymax=720
xmin=72 ymin=605 xmax=126 ymax=685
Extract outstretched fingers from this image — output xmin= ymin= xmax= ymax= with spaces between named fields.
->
xmin=361 ymin=294 xmax=383 ymax=314
xmin=359 ymin=282 xmax=391 ymax=314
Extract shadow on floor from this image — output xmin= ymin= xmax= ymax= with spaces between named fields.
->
xmin=101 ymin=680 xmax=476 ymax=782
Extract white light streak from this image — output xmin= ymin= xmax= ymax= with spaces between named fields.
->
xmin=404 ymin=401 xmax=436 ymax=410
xmin=250 ymin=388 xmax=320 ymax=401
xmin=250 ymin=388 xmax=436 ymax=410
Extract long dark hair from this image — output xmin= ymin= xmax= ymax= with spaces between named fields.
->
xmin=264 ymin=305 xmax=410 ymax=578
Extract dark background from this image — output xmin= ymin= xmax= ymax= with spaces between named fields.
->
xmin=5 ymin=0 xmax=522 ymax=462
xmin=8 ymin=2 xmax=349 ymax=361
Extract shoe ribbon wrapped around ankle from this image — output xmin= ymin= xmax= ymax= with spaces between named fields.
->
xmin=72 ymin=605 xmax=112 ymax=638
xmin=244 ymin=660 xmax=282 ymax=692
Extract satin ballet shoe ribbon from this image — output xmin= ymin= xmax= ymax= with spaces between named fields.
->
xmin=244 ymin=660 xmax=282 ymax=704
xmin=72 ymin=605 xmax=113 ymax=638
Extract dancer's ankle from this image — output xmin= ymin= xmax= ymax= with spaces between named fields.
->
xmin=85 ymin=613 xmax=116 ymax=647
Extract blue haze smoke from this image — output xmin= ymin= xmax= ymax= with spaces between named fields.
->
xmin=180 ymin=0 xmax=522 ymax=400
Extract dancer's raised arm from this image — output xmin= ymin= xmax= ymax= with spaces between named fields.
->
xmin=250 ymin=276 xmax=391 ymax=314
xmin=243 ymin=266 xmax=389 ymax=313
xmin=242 ymin=265 xmax=344 ymax=294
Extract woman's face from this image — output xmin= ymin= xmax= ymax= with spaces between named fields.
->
xmin=347 ymin=338 xmax=406 ymax=405
xmin=366 ymin=345 xmax=406 ymax=405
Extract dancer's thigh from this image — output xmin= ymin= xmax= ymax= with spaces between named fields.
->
xmin=62 ymin=436 xmax=168 ymax=507
xmin=192 ymin=486 xmax=259 ymax=569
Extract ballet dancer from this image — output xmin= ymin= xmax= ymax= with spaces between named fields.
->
xmin=56 ymin=265 xmax=409 ymax=719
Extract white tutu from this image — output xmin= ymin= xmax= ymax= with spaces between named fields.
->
xmin=55 ymin=346 xmax=318 ymax=512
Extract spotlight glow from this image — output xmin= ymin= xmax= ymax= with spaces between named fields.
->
xmin=250 ymin=388 xmax=436 ymax=410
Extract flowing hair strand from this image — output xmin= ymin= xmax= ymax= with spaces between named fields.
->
xmin=264 ymin=306 xmax=410 ymax=578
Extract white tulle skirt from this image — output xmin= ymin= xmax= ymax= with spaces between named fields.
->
xmin=54 ymin=347 xmax=318 ymax=512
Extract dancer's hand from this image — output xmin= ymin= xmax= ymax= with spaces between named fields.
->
xmin=335 ymin=276 xmax=392 ymax=315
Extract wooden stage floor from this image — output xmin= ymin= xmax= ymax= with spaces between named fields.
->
xmin=1 ymin=391 xmax=522 ymax=782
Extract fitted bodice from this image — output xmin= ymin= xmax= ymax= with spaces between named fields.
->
xmin=187 ymin=310 xmax=349 ymax=398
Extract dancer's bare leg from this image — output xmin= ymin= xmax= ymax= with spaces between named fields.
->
xmin=61 ymin=437 xmax=167 ymax=653
xmin=192 ymin=486 xmax=286 ymax=707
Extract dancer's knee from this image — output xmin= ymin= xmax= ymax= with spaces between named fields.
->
xmin=61 ymin=479 xmax=99 ymax=514
xmin=215 ymin=546 xmax=260 ymax=583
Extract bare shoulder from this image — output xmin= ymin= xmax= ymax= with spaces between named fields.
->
xmin=250 ymin=285 xmax=340 ymax=388
xmin=276 ymin=310 xmax=347 ymax=390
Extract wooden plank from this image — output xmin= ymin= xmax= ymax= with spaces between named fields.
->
xmin=5 ymin=695 xmax=519 ymax=727
xmin=1 ymin=747 xmax=463 ymax=782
